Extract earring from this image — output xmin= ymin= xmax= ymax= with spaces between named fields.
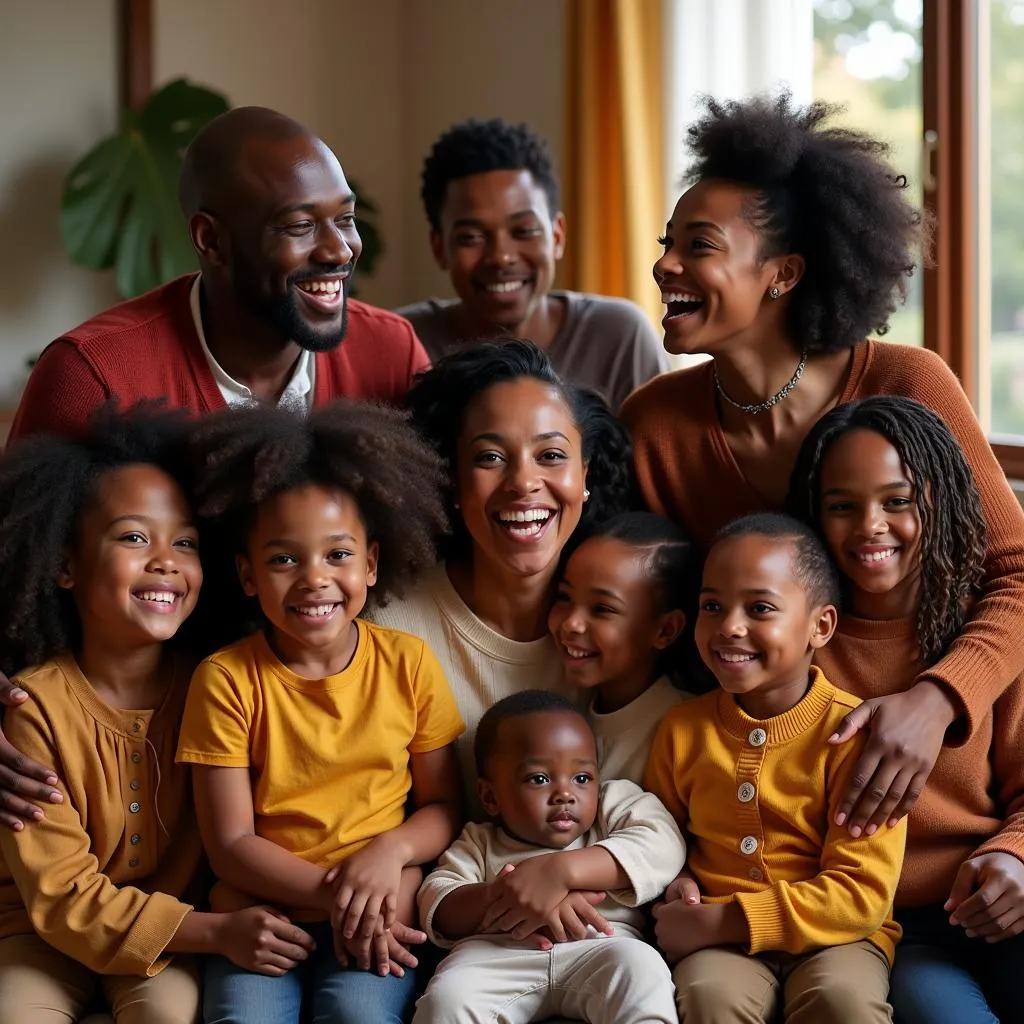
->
xmin=583 ymin=489 xmax=591 ymax=502
xmin=769 ymin=286 xmax=781 ymax=300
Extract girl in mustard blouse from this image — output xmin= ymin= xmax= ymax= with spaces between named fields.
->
xmin=0 ymin=404 xmax=314 ymax=1024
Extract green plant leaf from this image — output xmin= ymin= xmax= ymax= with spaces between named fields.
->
xmin=59 ymin=78 xmax=230 ymax=298
xmin=348 ymin=178 xmax=384 ymax=295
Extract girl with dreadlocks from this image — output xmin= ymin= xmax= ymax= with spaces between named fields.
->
xmin=0 ymin=404 xmax=315 ymax=1024
xmin=177 ymin=401 xmax=463 ymax=1024
xmin=788 ymin=396 xmax=1024 ymax=1024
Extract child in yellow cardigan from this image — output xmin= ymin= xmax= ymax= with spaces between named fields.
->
xmin=645 ymin=512 xmax=907 ymax=1024
xmin=0 ymin=405 xmax=315 ymax=1024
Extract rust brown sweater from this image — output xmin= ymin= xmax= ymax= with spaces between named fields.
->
xmin=816 ymin=617 xmax=1024 ymax=908
xmin=621 ymin=341 xmax=1024 ymax=740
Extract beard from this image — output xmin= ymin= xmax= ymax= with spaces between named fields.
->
xmin=231 ymin=248 xmax=354 ymax=353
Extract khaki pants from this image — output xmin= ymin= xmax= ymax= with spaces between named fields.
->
xmin=0 ymin=934 xmax=199 ymax=1024
xmin=673 ymin=939 xmax=892 ymax=1024
xmin=414 ymin=934 xmax=677 ymax=1023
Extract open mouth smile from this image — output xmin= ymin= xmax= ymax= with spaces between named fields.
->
xmin=478 ymin=277 xmax=533 ymax=300
xmin=295 ymin=275 xmax=348 ymax=313
xmin=662 ymin=289 xmax=706 ymax=321
xmin=562 ymin=643 xmax=597 ymax=661
xmin=851 ymin=547 xmax=898 ymax=566
xmin=494 ymin=507 xmax=555 ymax=541
xmin=132 ymin=589 xmax=185 ymax=613
xmin=289 ymin=601 xmax=342 ymax=622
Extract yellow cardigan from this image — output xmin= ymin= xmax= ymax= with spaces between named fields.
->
xmin=644 ymin=668 xmax=906 ymax=964
xmin=0 ymin=654 xmax=202 ymax=976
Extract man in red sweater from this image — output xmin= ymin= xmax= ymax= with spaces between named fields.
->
xmin=9 ymin=107 xmax=429 ymax=442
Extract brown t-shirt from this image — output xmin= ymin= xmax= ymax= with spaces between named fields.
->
xmin=396 ymin=290 xmax=667 ymax=410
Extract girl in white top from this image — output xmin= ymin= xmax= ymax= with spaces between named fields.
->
xmin=370 ymin=339 xmax=636 ymax=813
xmin=549 ymin=511 xmax=697 ymax=784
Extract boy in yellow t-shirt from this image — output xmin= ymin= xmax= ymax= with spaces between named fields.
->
xmin=644 ymin=513 xmax=907 ymax=1024
xmin=177 ymin=402 xmax=464 ymax=1024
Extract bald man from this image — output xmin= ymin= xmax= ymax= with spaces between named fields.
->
xmin=10 ymin=108 xmax=429 ymax=442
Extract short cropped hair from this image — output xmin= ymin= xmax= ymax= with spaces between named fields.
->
xmin=711 ymin=512 xmax=840 ymax=609
xmin=473 ymin=689 xmax=585 ymax=779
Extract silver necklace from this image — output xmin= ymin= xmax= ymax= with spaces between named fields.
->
xmin=713 ymin=350 xmax=808 ymax=415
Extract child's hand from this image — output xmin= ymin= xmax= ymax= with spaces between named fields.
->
xmin=829 ymin=682 xmax=954 ymax=836
xmin=652 ymin=900 xmax=748 ymax=965
xmin=542 ymin=891 xmax=614 ymax=943
xmin=663 ymin=871 xmax=702 ymax=905
xmin=221 ymin=906 xmax=316 ymax=976
xmin=481 ymin=856 xmax=574 ymax=939
xmin=326 ymin=838 xmax=406 ymax=946
xmin=946 ymin=852 xmax=1024 ymax=942
xmin=335 ymin=918 xmax=426 ymax=977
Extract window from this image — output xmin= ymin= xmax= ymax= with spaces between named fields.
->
xmin=815 ymin=1 xmax=1024 ymax=478
xmin=813 ymin=0 xmax=924 ymax=349
xmin=983 ymin=1 xmax=1024 ymax=443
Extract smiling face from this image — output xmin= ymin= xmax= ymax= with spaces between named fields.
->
xmin=695 ymin=534 xmax=835 ymax=716
xmin=238 ymin=484 xmax=378 ymax=675
xmin=548 ymin=536 xmax=684 ymax=704
xmin=818 ymin=428 xmax=923 ymax=619
xmin=216 ymin=134 xmax=363 ymax=353
xmin=478 ymin=709 xmax=599 ymax=849
xmin=431 ymin=169 xmax=566 ymax=336
xmin=653 ymin=178 xmax=802 ymax=356
xmin=455 ymin=377 xmax=586 ymax=581
xmin=61 ymin=464 xmax=202 ymax=650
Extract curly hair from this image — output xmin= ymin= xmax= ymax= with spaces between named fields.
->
xmin=786 ymin=396 xmax=986 ymax=665
xmin=189 ymin=401 xmax=447 ymax=615
xmin=420 ymin=118 xmax=561 ymax=231
xmin=712 ymin=512 xmax=841 ymax=610
xmin=683 ymin=93 xmax=924 ymax=352
xmin=0 ymin=403 xmax=193 ymax=677
xmin=404 ymin=338 xmax=639 ymax=559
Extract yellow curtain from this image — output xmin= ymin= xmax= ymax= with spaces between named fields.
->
xmin=562 ymin=0 xmax=665 ymax=330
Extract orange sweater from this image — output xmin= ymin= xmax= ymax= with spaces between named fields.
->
xmin=644 ymin=669 xmax=906 ymax=964
xmin=816 ymin=616 xmax=1024 ymax=909
xmin=621 ymin=341 xmax=1024 ymax=740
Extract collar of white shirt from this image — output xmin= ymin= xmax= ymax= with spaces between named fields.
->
xmin=189 ymin=277 xmax=315 ymax=412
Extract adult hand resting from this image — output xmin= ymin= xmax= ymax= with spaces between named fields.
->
xmin=946 ymin=852 xmax=1024 ymax=943
xmin=0 ymin=677 xmax=63 ymax=829
xmin=828 ymin=681 xmax=955 ymax=836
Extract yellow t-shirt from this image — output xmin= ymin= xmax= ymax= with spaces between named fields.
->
xmin=176 ymin=620 xmax=465 ymax=878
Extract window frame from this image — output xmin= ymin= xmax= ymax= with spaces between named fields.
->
xmin=922 ymin=0 xmax=1024 ymax=479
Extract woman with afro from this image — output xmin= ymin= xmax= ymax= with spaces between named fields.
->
xmin=621 ymin=93 xmax=1024 ymax=854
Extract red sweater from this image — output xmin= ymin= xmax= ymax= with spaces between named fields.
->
xmin=621 ymin=341 xmax=1024 ymax=741
xmin=9 ymin=275 xmax=430 ymax=442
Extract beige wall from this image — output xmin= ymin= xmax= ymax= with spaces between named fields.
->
xmin=153 ymin=0 xmax=405 ymax=311
xmin=0 ymin=0 xmax=566 ymax=401
xmin=396 ymin=0 xmax=565 ymax=306
xmin=0 ymin=1 xmax=120 ymax=403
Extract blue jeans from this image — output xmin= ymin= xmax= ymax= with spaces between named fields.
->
xmin=203 ymin=922 xmax=418 ymax=1024
xmin=890 ymin=903 xmax=1024 ymax=1023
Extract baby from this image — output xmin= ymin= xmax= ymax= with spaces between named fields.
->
xmin=414 ymin=690 xmax=684 ymax=1023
